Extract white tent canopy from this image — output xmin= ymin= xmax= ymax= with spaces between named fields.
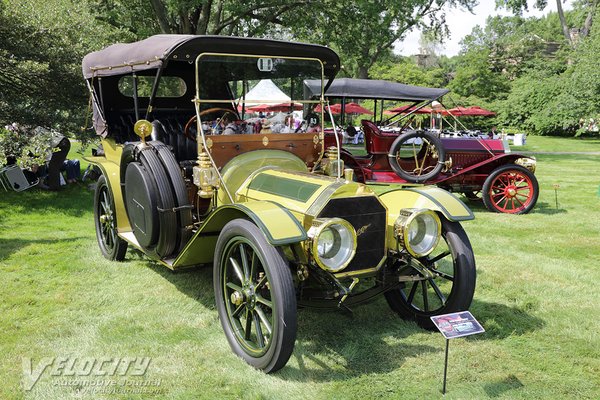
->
xmin=240 ymin=79 xmax=290 ymax=105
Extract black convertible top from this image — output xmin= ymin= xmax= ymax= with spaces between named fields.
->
xmin=82 ymin=34 xmax=340 ymax=81
xmin=304 ymin=78 xmax=448 ymax=101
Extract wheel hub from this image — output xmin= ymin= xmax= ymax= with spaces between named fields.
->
xmin=506 ymin=186 xmax=517 ymax=198
xmin=230 ymin=286 xmax=257 ymax=309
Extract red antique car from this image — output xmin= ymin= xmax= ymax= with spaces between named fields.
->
xmin=305 ymin=78 xmax=538 ymax=214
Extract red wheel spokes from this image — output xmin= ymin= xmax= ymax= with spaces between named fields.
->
xmin=488 ymin=170 xmax=534 ymax=213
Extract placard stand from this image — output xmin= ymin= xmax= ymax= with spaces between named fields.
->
xmin=443 ymin=339 xmax=449 ymax=394
xmin=430 ymin=311 xmax=485 ymax=395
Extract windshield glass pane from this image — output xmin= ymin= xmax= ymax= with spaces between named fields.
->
xmin=196 ymin=55 xmax=322 ymax=105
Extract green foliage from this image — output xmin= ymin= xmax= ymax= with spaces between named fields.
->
xmin=0 ymin=125 xmax=61 ymax=168
xmin=0 ymin=0 xmax=129 ymax=137
xmin=370 ymin=56 xmax=447 ymax=88
xmin=447 ymin=49 xmax=511 ymax=100
xmin=294 ymin=0 xmax=477 ymax=78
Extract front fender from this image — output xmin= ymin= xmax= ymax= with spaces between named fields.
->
xmin=172 ymin=200 xmax=307 ymax=268
xmin=378 ymin=186 xmax=473 ymax=250
xmin=378 ymin=186 xmax=474 ymax=222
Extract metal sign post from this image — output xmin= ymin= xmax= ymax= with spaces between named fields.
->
xmin=431 ymin=311 xmax=485 ymax=395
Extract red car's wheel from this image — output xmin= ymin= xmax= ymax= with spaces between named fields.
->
xmin=482 ymin=164 xmax=538 ymax=214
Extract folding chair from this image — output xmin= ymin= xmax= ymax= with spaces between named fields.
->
xmin=1 ymin=165 xmax=38 ymax=191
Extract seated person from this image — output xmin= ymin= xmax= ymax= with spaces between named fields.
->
xmin=298 ymin=112 xmax=320 ymax=133
xmin=62 ymin=159 xmax=81 ymax=183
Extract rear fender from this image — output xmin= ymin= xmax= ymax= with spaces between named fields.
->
xmin=84 ymin=139 xmax=130 ymax=231
xmin=172 ymin=201 xmax=307 ymax=268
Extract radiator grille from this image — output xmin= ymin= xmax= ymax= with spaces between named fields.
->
xmin=317 ymin=196 xmax=386 ymax=273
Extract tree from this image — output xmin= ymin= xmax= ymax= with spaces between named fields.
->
xmin=92 ymin=0 xmax=314 ymax=37
xmin=497 ymin=0 xmax=599 ymax=45
xmin=1 ymin=0 xmax=126 ymax=134
xmin=295 ymin=0 xmax=477 ymax=79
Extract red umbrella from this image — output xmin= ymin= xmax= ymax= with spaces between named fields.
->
xmin=384 ymin=105 xmax=433 ymax=115
xmin=343 ymin=102 xmax=373 ymax=115
xmin=314 ymin=104 xmax=339 ymax=113
xmin=316 ymin=103 xmax=372 ymax=115
xmin=246 ymin=104 xmax=270 ymax=112
xmin=265 ymin=102 xmax=303 ymax=112
xmin=443 ymin=106 xmax=496 ymax=117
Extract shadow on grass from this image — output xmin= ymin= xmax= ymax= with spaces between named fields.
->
xmin=468 ymin=300 xmax=545 ymax=340
xmin=484 ymin=374 xmax=525 ymax=397
xmin=532 ymin=201 xmax=567 ymax=215
xmin=0 ymin=237 xmax=88 ymax=261
xmin=143 ymin=258 xmax=544 ymax=381
xmin=0 ymin=184 xmax=92 ymax=221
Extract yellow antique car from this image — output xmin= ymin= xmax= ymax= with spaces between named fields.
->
xmin=82 ymin=35 xmax=476 ymax=372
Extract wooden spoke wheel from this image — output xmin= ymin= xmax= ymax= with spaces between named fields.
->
xmin=385 ymin=218 xmax=476 ymax=329
xmin=214 ymin=219 xmax=297 ymax=373
xmin=94 ymin=175 xmax=127 ymax=261
xmin=482 ymin=164 xmax=538 ymax=214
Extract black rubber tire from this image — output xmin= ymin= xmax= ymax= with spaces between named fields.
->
xmin=94 ymin=175 xmax=128 ymax=261
xmin=214 ymin=219 xmax=297 ymax=373
xmin=150 ymin=141 xmax=193 ymax=251
xmin=482 ymin=164 xmax=539 ymax=215
xmin=138 ymin=147 xmax=178 ymax=257
xmin=385 ymin=218 xmax=476 ymax=329
xmin=463 ymin=191 xmax=482 ymax=202
xmin=388 ymin=131 xmax=445 ymax=183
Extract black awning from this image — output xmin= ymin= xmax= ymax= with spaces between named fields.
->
xmin=305 ymin=78 xmax=448 ymax=101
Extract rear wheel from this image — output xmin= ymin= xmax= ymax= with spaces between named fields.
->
xmin=482 ymin=164 xmax=538 ymax=214
xmin=462 ymin=191 xmax=482 ymax=202
xmin=385 ymin=218 xmax=476 ymax=329
xmin=94 ymin=175 xmax=127 ymax=261
xmin=214 ymin=219 xmax=297 ymax=373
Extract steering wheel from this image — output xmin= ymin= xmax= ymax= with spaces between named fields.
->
xmin=183 ymin=107 xmax=239 ymax=141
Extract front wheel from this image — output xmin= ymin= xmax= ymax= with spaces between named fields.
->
xmin=482 ymin=164 xmax=538 ymax=214
xmin=94 ymin=175 xmax=128 ymax=260
xmin=385 ymin=218 xmax=476 ymax=329
xmin=214 ymin=219 xmax=297 ymax=373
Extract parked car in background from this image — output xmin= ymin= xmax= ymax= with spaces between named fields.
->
xmin=305 ymin=78 xmax=538 ymax=214
xmin=83 ymin=35 xmax=477 ymax=372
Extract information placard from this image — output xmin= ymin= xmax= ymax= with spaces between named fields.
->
xmin=430 ymin=311 xmax=485 ymax=339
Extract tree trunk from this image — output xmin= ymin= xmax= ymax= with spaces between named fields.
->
xmin=556 ymin=0 xmax=572 ymax=45
xmin=581 ymin=0 xmax=597 ymax=38
xmin=149 ymin=0 xmax=172 ymax=33
xmin=357 ymin=66 xmax=369 ymax=79
xmin=197 ymin=0 xmax=213 ymax=35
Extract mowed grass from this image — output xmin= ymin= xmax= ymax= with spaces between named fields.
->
xmin=1 ymin=137 xmax=599 ymax=399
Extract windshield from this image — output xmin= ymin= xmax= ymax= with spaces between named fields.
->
xmin=195 ymin=54 xmax=323 ymax=120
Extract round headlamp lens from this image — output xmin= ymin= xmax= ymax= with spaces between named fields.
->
xmin=317 ymin=227 xmax=338 ymax=258
xmin=395 ymin=209 xmax=441 ymax=257
xmin=407 ymin=212 xmax=440 ymax=256
xmin=309 ymin=218 xmax=357 ymax=272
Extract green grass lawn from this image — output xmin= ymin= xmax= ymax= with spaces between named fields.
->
xmin=514 ymin=135 xmax=600 ymax=153
xmin=1 ymin=138 xmax=599 ymax=399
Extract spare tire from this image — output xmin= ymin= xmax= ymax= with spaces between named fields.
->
xmin=388 ymin=131 xmax=445 ymax=183
xmin=124 ymin=161 xmax=159 ymax=249
xmin=137 ymin=147 xmax=178 ymax=258
xmin=150 ymin=141 xmax=193 ymax=251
